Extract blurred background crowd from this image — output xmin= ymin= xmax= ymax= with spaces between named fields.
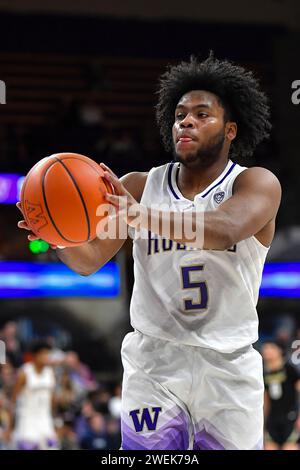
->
xmin=0 ymin=0 xmax=299 ymax=451
xmin=0 ymin=321 xmax=121 ymax=450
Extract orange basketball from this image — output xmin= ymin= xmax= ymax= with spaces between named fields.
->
xmin=20 ymin=153 xmax=113 ymax=247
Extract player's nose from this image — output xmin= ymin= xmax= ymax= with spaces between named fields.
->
xmin=179 ymin=115 xmax=194 ymax=128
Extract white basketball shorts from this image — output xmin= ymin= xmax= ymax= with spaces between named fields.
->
xmin=120 ymin=330 xmax=264 ymax=450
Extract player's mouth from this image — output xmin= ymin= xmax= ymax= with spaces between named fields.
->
xmin=177 ymin=132 xmax=196 ymax=140
xmin=176 ymin=134 xmax=197 ymax=147
xmin=176 ymin=132 xmax=197 ymax=143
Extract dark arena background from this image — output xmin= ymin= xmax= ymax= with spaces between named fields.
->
xmin=0 ymin=0 xmax=300 ymax=455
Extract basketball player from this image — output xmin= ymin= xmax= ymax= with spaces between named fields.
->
xmin=17 ymin=53 xmax=281 ymax=450
xmin=262 ymin=341 xmax=300 ymax=450
xmin=9 ymin=341 xmax=58 ymax=450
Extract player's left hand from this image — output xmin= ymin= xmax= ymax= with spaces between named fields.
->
xmin=100 ymin=163 xmax=139 ymax=224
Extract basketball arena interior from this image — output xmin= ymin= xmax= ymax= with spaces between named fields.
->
xmin=0 ymin=0 xmax=300 ymax=452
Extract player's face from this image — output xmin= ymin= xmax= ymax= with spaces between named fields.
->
xmin=172 ymin=90 xmax=233 ymax=168
xmin=35 ymin=349 xmax=50 ymax=367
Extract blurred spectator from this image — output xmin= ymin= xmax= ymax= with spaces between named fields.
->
xmin=92 ymin=388 xmax=111 ymax=415
xmin=74 ymin=399 xmax=96 ymax=441
xmin=0 ymin=362 xmax=16 ymax=397
xmin=55 ymin=370 xmax=77 ymax=415
xmin=0 ymin=322 xmax=23 ymax=368
xmin=106 ymin=417 xmax=121 ymax=449
xmin=0 ymin=391 xmax=10 ymax=449
xmin=0 ymin=321 xmax=123 ymax=450
xmin=262 ymin=341 xmax=300 ymax=450
xmin=57 ymin=417 xmax=79 ymax=450
xmin=80 ymin=412 xmax=109 ymax=450
xmin=64 ymin=351 xmax=97 ymax=397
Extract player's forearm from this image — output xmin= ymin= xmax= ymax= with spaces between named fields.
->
xmin=127 ymin=205 xmax=232 ymax=251
xmin=56 ymin=231 xmax=126 ymax=276
xmin=55 ymin=240 xmax=104 ymax=276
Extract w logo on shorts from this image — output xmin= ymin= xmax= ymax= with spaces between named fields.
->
xmin=129 ymin=407 xmax=162 ymax=432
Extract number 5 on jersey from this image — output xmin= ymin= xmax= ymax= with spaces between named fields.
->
xmin=180 ymin=265 xmax=208 ymax=311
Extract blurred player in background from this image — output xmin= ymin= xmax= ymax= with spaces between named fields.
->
xmin=17 ymin=53 xmax=281 ymax=450
xmin=262 ymin=341 xmax=300 ymax=450
xmin=9 ymin=341 xmax=58 ymax=450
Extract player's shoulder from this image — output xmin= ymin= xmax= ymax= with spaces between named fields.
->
xmin=233 ymin=165 xmax=282 ymax=195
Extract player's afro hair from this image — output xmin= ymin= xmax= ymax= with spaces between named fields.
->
xmin=155 ymin=52 xmax=271 ymax=158
xmin=30 ymin=339 xmax=51 ymax=355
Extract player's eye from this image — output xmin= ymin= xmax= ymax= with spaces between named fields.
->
xmin=198 ymin=113 xmax=208 ymax=118
xmin=176 ymin=113 xmax=185 ymax=120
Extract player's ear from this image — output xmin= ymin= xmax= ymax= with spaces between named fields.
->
xmin=225 ymin=121 xmax=237 ymax=142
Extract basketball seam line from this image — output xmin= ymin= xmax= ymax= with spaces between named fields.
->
xmin=54 ymin=157 xmax=91 ymax=242
xmin=40 ymin=158 xmax=89 ymax=243
xmin=59 ymin=155 xmax=113 ymax=194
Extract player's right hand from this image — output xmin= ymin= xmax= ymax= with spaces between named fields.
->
xmin=16 ymin=202 xmax=58 ymax=249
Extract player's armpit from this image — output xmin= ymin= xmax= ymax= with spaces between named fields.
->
xmin=210 ymin=167 xmax=282 ymax=248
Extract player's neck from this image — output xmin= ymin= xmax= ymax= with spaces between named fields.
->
xmin=33 ymin=363 xmax=44 ymax=374
xmin=177 ymin=156 xmax=229 ymax=198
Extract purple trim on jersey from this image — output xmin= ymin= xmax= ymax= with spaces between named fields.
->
xmin=167 ymin=162 xmax=180 ymax=200
xmin=193 ymin=429 xmax=225 ymax=450
xmin=253 ymin=437 xmax=264 ymax=450
xmin=17 ymin=440 xmax=39 ymax=450
xmin=121 ymin=412 xmax=189 ymax=450
xmin=167 ymin=161 xmax=236 ymax=200
xmin=201 ymin=162 xmax=236 ymax=198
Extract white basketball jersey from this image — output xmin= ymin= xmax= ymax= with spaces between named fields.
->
xmin=14 ymin=362 xmax=56 ymax=442
xmin=130 ymin=159 xmax=269 ymax=353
